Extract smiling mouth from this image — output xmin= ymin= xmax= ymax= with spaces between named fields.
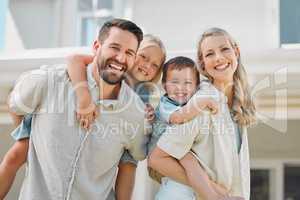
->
xmin=108 ymin=63 xmax=125 ymax=72
xmin=138 ymin=67 xmax=148 ymax=76
xmin=215 ymin=63 xmax=230 ymax=71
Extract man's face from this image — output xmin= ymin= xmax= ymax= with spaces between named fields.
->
xmin=94 ymin=27 xmax=139 ymax=85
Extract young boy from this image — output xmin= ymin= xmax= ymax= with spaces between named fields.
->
xmin=147 ymin=56 xmax=227 ymax=200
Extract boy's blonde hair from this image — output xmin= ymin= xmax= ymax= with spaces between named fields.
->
xmin=197 ymin=28 xmax=256 ymax=127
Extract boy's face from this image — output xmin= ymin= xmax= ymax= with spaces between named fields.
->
xmin=164 ymin=67 xmax=198 ymax=105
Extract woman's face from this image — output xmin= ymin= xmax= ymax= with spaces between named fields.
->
xmin=129 ymin=45 xmax=164 ymax=82
xmin=201 ymin=35 xmax=239 ymax=85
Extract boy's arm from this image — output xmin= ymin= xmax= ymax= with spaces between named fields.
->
xmin=115 ymin=162 xmax=136 ymax=200
xmin=169 ymin=98 xmax=218 ymax=124
xmin=66 ymin=54 xmax=96 ymax=129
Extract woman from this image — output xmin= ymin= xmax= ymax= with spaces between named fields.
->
xmin=148 ymin=28 xmax=256 ymax=200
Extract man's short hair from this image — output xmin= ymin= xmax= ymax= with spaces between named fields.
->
xmin=98 ymin=18 xmax=143 ymax=45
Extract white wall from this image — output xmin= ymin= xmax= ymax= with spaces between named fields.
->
xmin=132 ymin=0 xmax=279 ymax=53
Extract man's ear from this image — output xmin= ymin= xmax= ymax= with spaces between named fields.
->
xmin=92 ymin=40 xmax=101 ymax=54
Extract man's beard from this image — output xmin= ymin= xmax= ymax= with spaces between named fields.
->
xmin=97 ymin=56 xmax=126 ymax=85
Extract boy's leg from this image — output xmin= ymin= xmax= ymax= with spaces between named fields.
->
xmin=179 ymin=152 xmax=227 ymax=200
xmin=0 ymin=139 xmax=29 ymax=199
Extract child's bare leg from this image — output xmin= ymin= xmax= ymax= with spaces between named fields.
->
xmin=179 ymin=152 xmax=227 ymax=200
xmin=0 ymin=139 xmax=29 ymax=199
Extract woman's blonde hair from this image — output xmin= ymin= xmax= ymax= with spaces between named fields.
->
xmin=139 ymin=34 xmax=166 ymax=84
xmin=197 ymin=28 xmax=256 ymax=127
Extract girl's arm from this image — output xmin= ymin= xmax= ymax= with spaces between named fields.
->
xmin=66 ymin=54 xmax=96 ymax=129
xmin=115 ymin=162 xmax=136 ymax=200
xmin=169 ymin=98 xmax=218 ymax=124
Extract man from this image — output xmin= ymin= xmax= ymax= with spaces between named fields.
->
xmin=8 ymin=18 xmax=148 ymax=200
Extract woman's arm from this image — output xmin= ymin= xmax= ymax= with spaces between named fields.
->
xmin=169 ymin=98 xmax=218 ymax=124
xmin=148 ymin=146 xmax=189 ymax=185
xmin=180 ymin=152 xmax=228 ymax=200
xmin=66 ymin=54 xmax=96 ymax=129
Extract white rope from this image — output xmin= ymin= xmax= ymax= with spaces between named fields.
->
xmin=65 ymin=130 xmax=90 ymax=200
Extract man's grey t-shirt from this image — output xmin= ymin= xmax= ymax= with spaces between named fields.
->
xmin=9 ymin=64 xmax=149 ymax=200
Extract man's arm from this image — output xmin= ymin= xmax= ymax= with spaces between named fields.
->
xmin=115 ymin=162 xmax=136 ymax=200
xmin=8 ymin=69 xmax=47 ymax=116
xmin=7 ymin=93 xmax=23 ymax=127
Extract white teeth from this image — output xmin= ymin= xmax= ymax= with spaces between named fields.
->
xmin=215 ymin=63 xmax=229 ymax=70
xmin=110 ymin=64 xmax=123 ymax=71
xmin=138 ymin=67 xmax=148 ymax=76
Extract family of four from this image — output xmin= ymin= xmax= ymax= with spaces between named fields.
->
xmin=0 ymin=18 xmax=256 ymax=200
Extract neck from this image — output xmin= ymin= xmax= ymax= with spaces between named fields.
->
xmin=92 ymin=63 xmax=121 ymax=100
xmin=213 ymin=79 xmax=234 ymax=107
xmin=125 ymin=72 xmax=139 ymax=88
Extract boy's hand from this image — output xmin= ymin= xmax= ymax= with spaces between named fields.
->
xmin=197 ymin=98 xmax=219 ymax=115
xmin=76 ymin=100 xmax=99 ymax=130
xmin=145 ymin=103 xmax=155 ymax=124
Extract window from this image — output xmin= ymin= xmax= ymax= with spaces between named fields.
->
xmin=0 ymin=0 xmax=8 ymax=51
xmin=280 ymin=0 xmax=300 ymax=47
xmin=78 ymin=0 xmax=128 ymax=46
xmin=251 ymin=169 xmax=270 ymax=200
xmin=284 ymin=165 xmax=300 ymax=200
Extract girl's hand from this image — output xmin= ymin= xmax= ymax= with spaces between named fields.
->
xmin=145 ymin=103 xmax=155 ymax=124
xmin=76 ymin=100 xmax=99 ymax=130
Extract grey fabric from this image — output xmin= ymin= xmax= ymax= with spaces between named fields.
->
xmin=9 ymin=64 xmax=149 ymax=200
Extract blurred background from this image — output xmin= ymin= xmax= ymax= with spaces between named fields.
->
xmin=0 ymin=0 xmax=300 ymax=199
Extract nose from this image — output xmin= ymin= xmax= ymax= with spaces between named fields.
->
xmin=116 ymin=52 xmax=126 ymax=64
xmin=215 ymin=51 xmax=225 ymax=63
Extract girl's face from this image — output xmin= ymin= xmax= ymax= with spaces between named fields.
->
xmin=201 ymin=35 xmax=239 ymax=85
xmin=129 ymin=45 xmax=164 ymax=82
xmin=164 ymin=67 xmax=198 ymax=105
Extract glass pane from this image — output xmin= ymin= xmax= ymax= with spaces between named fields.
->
xmin=250 ymin=169 xmax=270 ymax=200
xmin=78 ymin=0 xmax=93 ymax=11
xmin=78 ymin=0 xmax=112 ymax=11
xmin=280 ymin=0 xmax=300 ymax=44
xmin=81 ymin=16 xmax=113 ymax=46
xmin=97 ymin=0 xmax=112 ymax=10
xmin=284 ymin=166 xmax=300 ymax=200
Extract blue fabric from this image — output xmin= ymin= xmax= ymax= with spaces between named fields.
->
xmin=155 ymin=178 xmax=196 ymax=200
xmin=147 ymin=95 xmax=181 ymax=155
xmin=11 ymin=114 xmax=33 ymax=141
xmin=158 ymin=95 xmax=181 ymax=123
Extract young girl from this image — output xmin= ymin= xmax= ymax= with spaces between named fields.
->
xmin=0 ymin=34 xmax=166 ymax=200
xmin=149 ymin=28 xmax=256 ymax=200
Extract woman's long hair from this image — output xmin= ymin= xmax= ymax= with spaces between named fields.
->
xmin=197 ymin=28 xmax=256 ymax=127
